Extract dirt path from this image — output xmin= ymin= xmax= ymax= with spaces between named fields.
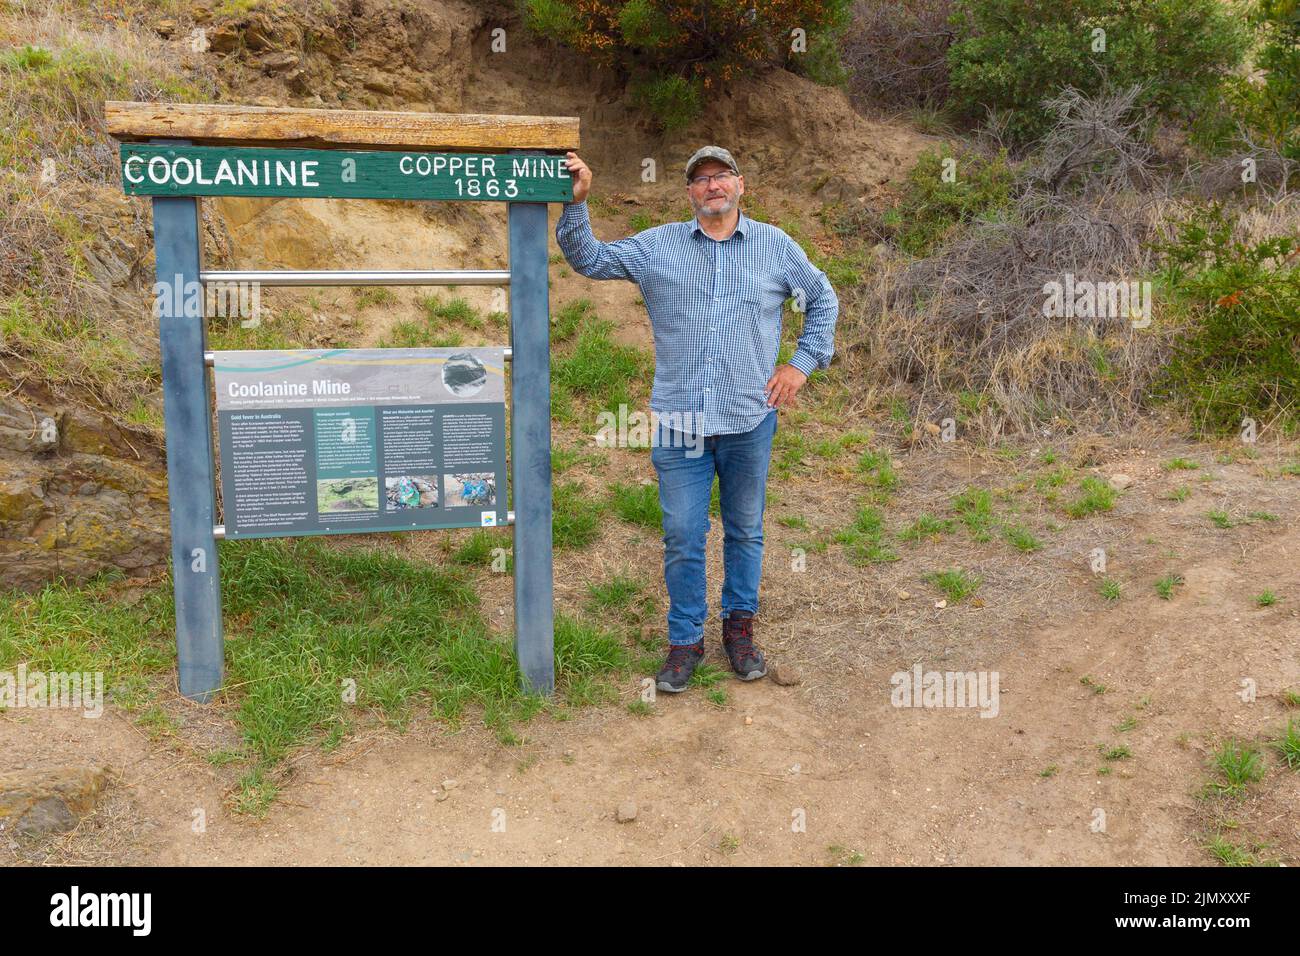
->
xmin=6 ymin=441 xmax=1297 ymax=866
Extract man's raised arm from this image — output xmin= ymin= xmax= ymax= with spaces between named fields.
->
xmin=555 ymin=152 xmax=657 ymax=282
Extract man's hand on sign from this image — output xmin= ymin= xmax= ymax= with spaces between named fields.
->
xmin=563 ymin=152 xmax=592 ymax=204
xmin=764 ymin=363 xmax=808 ymax=410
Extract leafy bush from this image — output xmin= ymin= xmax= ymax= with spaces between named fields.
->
xmin=946 ymin=0 xmax=1250 ymax=145
xmin=883 ymin=144 xmax=1015 ymax=256
xmin=1194 ymin=0 xmax=1300 ymax=161
xmin=519 ymin=0 xmax=852 ymax=130
xmin=1153 ymin=204 xmax=1300 ymax=434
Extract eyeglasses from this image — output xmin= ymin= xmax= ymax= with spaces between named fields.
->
xmin=689 ymin=171 xmax=737 ymax=188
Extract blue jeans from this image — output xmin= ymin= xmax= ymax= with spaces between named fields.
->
xmin=650 ymin=410 xmax=778 ymax=646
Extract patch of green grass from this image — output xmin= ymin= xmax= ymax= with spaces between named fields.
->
xmin=778 ymin=514 xmax=809 ymax=530
xmin=205 ymin=748 xmax=246 ymax=767
xmin=1207 ymin=739 xmax=1266 ymax=796
xmin=1254 ymin=590 xmax=1277 ymax=608
xmin=1206 ymin=509 xmax=1233 ymax=528
xmin=452 ymin=529 xmax=511 ymax=569
xmin=1034 ymin=466 xmax=1073 ymax=494
xmin=706 ymin=687 xmax=728 ymax=707
xmin=1282 ymin=689 xmax=1300 ymax=708
xmin=1205 ymin=834 xmax=1279 ymax=867
xmin=609 ymin=481 xmax=662 ymax=529
xmin=925 ymin=568 xmax=981 ymax=604
xmin=1271 ymin=720 xmax=1300 ymax=771
xmin=1165 ymin=485 xmax=1192 ymax=502
xmin=551 ymin=298 xmax=595 ymax=342
xmin=553 ymin=481 xmax=604 ymax=549
xmin=836 ymin=504 xmax=899 ymax=565
xmin=897 ymin=514 xmax=955 ymax=543
xmin=627 ymin=698 xmax=654 ymax=717
xmin=1163 ymin=457 xmax=1200 ymax=471
xmin=1099 ymin=578 xmax=1122 ymax=602
xmin=551 ymin=446 xmax=584 ymax=474
xmin=552 ymin=310 xmax=651 ymax=416
xmin=2 ymin=537 xmax=636 ymax=801
xmin=811 ymin=438 xmax=840 ymax=458
xmin=857 ymin=449 xmax=900 ymax=492
xmin=772 ymin=430 xmax=808 ymax=477
xmin=1098 ymin=744 xmax=1131 ymax=761
xmin=1065 ymin=477 xmax=1118 ymax=518
xmin=355 ymin=286 xmax=396 ymax=308
xmin=1115 ymin=716 xmax=1137 ymax=733
xmin=586 ymin=575 xmax=643 ymax=613
xmin=688 ymin=663 xmax=728 ymax=689
xmin=1039 ymin=765 xmax=1059 ymax=778
xmin=1079 ymin=675 xmax=1107 ymax=695
xmin=233 ymin=767 xmax=278 ymax=817
xmin=1155 ymin=572 xmax=1184 ymax=600
xmin=826 ymin=844 xmax=865 ymax=866
xmin=422 ymin=295 xmax=484 ymax=330
xmin=136 ymin=705 xmax=180 ymax=740
xmin=951 ymin=487 xmax=995 ymax=541
xmin=1001 ymin=523 xmax=1041 ymax=553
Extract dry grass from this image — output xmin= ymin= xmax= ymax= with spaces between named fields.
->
xmin=0 ymin=4 xmax=215 ymax=423
xmin=829 ymin=82 xmax=1299 ymax=442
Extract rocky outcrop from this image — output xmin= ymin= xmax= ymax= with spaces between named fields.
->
xmin=0 ymin=395 xmax=169 ymax=591
xmin=201 ymin=0 xmax=491 ymax=112
xmin=0 ymin=766 xmax=111 ymax=837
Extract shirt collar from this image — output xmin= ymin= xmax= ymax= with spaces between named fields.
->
xmin=691 ymin=208 xmax=748 ymax=241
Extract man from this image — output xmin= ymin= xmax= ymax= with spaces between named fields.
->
xmin=555 ymin=146 xmax=838 ymax=693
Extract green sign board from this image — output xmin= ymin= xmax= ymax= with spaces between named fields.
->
xmin=119 ymin=143 xmax=574 ymax=202
xmin=214 ymin=347 xmax=508 ymax=538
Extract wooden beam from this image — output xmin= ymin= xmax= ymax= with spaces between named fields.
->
xmin=105 ymin=101 xmax=580 ymax=152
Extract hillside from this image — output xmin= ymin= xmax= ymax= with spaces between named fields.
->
xmin=0 ymin=0 xmax=931 ymax=589
xmin=2 ymin=0 xmax=1297 ymax=870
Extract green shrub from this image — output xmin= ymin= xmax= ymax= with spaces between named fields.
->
xmin=946 ymin=0 xmax=1250 ymax=145
xmin=629 ymin=73 xmax=701 ymax=134
xmin=885 ymin=144 xmax=1015 ymax=256
xmin=519 ymin=0 xmax=853 ymax=130
xmin=1153 ymin=204 xmax=1300 ymax=434
xmin=1193 ymin=0 xmax=1300 ymax=160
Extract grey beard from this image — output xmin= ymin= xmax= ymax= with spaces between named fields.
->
xmin=691 ymin=194 xmax=738 ymax=218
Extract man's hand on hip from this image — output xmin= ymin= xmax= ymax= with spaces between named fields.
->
xmin=764 ymin=364 xmax=809 ymax=409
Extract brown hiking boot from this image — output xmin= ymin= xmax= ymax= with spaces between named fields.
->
xmin=722 ymin=610 xmax=767 ymax=681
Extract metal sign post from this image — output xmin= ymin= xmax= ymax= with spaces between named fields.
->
xmin=110 ymin=102 xmax=578 ymax=701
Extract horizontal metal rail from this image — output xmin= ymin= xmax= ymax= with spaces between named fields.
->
xmin=200 ymin=269 xmax=509 ymax=287
xmin=204 ymin=348 xmax=510 ymax=365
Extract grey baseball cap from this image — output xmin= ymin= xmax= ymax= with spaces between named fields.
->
xmin=685 ymin=145 xmax=740 ymax=182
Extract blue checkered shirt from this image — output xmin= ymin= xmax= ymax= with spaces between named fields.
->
xmin=554 ymin=200 xmax=838 ymax=436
